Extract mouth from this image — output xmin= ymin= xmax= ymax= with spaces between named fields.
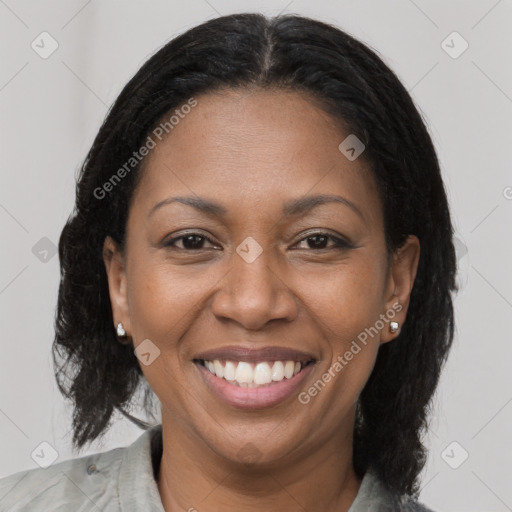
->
xmin=195 ymin=358 xmax=315 ymax=387
xmin=193 ymin=346 xmax=316 ymax=409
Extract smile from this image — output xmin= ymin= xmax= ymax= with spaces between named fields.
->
xmin=193 ymin=346 xmax=316 ymax=409
xmin=199 ymin=359 xmax=314 ymax=387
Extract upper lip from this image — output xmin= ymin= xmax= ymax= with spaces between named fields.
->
xmin=194 ymin=345 xmax=316 ymax=363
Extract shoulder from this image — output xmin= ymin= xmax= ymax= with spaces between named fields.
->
xmin=0 ymin=424 xmax=164 ymax=512
xmin=400 ymin=495 xmax=436 ymax=512
xmin=0 ymin=444 xmax=126 ymax=511
xmin=349 ymin=469 xmax=436 ymax=512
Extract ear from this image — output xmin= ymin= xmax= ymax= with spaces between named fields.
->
xmin=103 ymin=236 xmax=130 ymax=336
xmin=380 ymin=235 xmax=420 ymax=343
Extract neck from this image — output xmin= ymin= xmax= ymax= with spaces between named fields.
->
xmin=156 ymin=409 xmax=362 ymax=512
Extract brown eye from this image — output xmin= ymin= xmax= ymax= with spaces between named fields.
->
xmin=164 ymin=233 xmax=218 ymax=250
xmin=294 ymin=232 xmax=352 ymax=250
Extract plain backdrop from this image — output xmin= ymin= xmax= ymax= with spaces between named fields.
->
xmin=1 ymin=1 xmax=511 ymax=511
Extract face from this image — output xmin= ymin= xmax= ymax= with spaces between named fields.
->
xmin=103 ymin=88 xmax=420 ymax=468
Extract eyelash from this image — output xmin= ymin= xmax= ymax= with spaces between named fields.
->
xmin=163 ymin=231 xmax=352 ymax=251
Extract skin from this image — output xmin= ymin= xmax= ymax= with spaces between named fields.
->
xmin=103 ymin=88 xmax=420 ymax=512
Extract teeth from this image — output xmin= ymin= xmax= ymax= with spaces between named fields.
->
xmin=271 ymin=361 xmax=284 ymax=381
xmin=284 ymin=361 xmax=295 ymax=379
xmin=203 ymin=359 xmax=307 ymax=387
xmin=213 ymin=360 xmax=224 ymax=378
xmin=254 ymin=362 xmax=272 ymax=385
xmin=224 ymin=361 xmax=236 ymax=381
xmin=235 ymin=362 xmax=253 ymax=383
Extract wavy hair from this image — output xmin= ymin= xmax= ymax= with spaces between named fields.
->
xmin=53 ymin=12 xmax=458 ymax=499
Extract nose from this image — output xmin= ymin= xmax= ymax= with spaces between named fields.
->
xmin=211 ymin=248 xmax=298 ymax=331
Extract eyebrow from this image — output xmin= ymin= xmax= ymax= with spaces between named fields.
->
xmin=148 ymin=196 xmax=228 ymax=218
xmin=282 ymin=194 xmax=364 ymax=221
xmin=148 ymin=194 xmax=364 ymax=221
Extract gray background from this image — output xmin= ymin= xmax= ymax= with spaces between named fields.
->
xmin=1 ymin=1 xmax=511 ymax=510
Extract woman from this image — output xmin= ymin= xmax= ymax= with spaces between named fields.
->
xmin=0 ymin=12 xmax=457 ymax=511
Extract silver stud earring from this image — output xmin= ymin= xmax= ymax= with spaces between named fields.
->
xmin=389 ymin=321 xmax=400 ymax=333
xmin=116 ymin=322 xmax=126 ymax=337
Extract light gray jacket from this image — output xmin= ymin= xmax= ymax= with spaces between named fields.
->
xmin=0 ymin=424 xmax=434 ymax=511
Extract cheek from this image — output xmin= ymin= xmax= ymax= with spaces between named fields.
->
xmin=124 ymin=257 xmax=210 ymax=412
xmin=297 ymin=258 xmax=385 ymax=347
xmin=295 ymin=258 xmax=385 ymax=403
xmin=125 ymin=257 xmax=208 ymax=344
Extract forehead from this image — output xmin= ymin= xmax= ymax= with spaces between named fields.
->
xmin=131 ymin=88 xmax=381 ymax=226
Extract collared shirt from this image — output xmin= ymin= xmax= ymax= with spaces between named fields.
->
xmin=0 ymin=424 xmax=434 ymax=511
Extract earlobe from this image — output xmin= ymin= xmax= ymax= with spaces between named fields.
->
xmin=102 ymin=236 xmax=130 ymax=337
xmin=380 ymin=235 xmax=420 ymax=344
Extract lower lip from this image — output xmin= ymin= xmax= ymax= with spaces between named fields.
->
xmin=195 ymin=362 xmax=314 ymax=410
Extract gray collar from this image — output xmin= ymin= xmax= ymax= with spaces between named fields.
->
xmin=118 ymin=424 xmax=399 ymax=511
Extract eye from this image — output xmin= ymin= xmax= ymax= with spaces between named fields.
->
xmin=163 ymin=232 xmax=219 ymax=250
xmin=293 ymin=232 xmax=352 ymax=251
xmin=163 ymin=231 xmax=352 ymax=251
